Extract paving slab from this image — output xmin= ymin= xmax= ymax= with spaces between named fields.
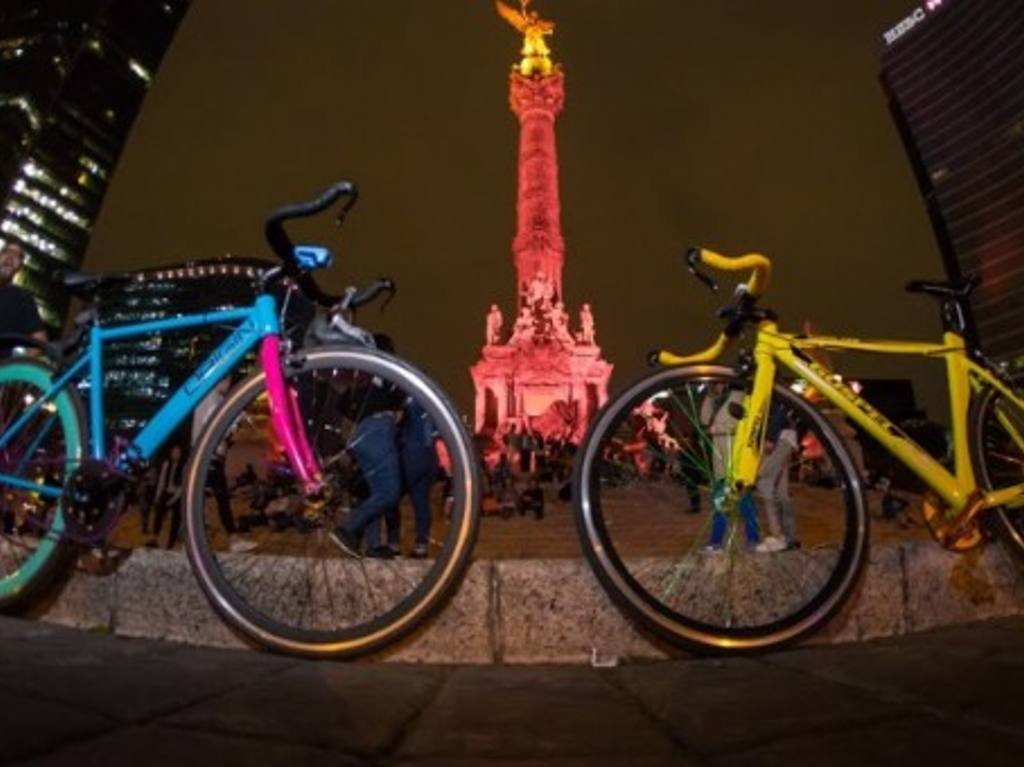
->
xmin=397 ymin=666 xmax=681 ymax=762
xmin=613 ymin=656 xmax=904 ymax=757
xmin=712 ymin=714 xmax=1024 ymax=767
xmin=761 ymin=624 xmax=1024 ymax=736
xmin=0 ymin=630 xmax=295 ymax=724
xmin=15 ymin=725 xmax=362 ymax=767
xmin=0 ymin=616 xmax=1022 ymax=764
xmin=0 ymin=687 xmax=113 ymax=763
xmin=164 ymin=661 xmax=445 ymax=758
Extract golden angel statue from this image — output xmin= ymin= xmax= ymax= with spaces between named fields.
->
xmin=494 ymin=0 xmax=556 ymax=77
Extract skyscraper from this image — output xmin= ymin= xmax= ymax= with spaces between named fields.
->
xmin=0 ymin=0 xmax=190 ymax=329
xmin=881 ymin=0 xmax=1024 ymax=369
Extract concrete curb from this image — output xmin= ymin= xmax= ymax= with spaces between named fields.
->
xmin=34 ymin=541 xmax=1024 ymax=662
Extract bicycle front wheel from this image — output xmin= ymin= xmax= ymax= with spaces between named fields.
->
xmin=0 ymin=358 xmax=84 ymax=611
xmin=573 ymin=365 xmax=868 ymax=653
xmin=184 ymin=346 xmax=479 ymax=658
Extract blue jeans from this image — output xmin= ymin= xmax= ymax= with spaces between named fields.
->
xmin=403 ymin=441 xmax=438 ymax=546
xmin=345 ymin=415 xmax=402 ymax=543
xmin=708 ymin=483 xmax=760 ymax=547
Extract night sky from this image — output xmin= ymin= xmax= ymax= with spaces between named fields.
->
xmin=85 ymin=1 xmax=949 ymax=420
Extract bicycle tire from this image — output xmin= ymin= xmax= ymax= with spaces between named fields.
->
xmin=573 ymin=364 xmax=869 ymax=654
xmin=0 ymin=358 xmax=85 ymax=611
xmin=184 ymin=346 xmax=480 ymax=657
xmin=969 ymin=385 xmax=1024 ymax=563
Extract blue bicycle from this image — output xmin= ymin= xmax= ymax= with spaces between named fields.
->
xmin=0 ymin=181 xmax=480 ymax=657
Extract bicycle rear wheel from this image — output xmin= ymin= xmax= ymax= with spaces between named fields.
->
xmin=0 ymin=358 xmax=84 ymax=611
xmin=573 ymin=365 xmax=869 ymax=653
xmin=184 ymin=346 xmax=480 ymax=657
xmin=970 ymin=385 xmax=1024 ymax=562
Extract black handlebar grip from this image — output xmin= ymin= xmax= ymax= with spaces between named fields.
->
xmin=646 ymin=350 xmax=662 ymax=367
xmin=686 ymin=247 xmax=719 ymax=293
xmin=264 ymin=181 xmax=359 ymax=267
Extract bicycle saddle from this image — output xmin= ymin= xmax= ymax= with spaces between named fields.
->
xmin=61 ymin=270 xmax=132 ymax=297
xmin=904 ymin=275 xmax=979 ymax=299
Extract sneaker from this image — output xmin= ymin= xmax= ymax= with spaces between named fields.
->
xmin=410 ymin=543 xmax=429 ymax=559
xmin=755 ymin=536 xmax=786 ymax=553
xmin=365 ymin=545 xmax=396 ymax=559
xmin=702 ymin=543 xmax=724 ymax=554
xmin=329 ymin=527 xmax=362 ymax=558
xmin=227 ymin=536 xmax=258 ymax=554
xmin=388 ymin=543 xmax=402 ymax=557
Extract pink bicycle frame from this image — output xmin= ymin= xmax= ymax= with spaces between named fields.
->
xmin=260 ymin=336 xmax=322 ymax=492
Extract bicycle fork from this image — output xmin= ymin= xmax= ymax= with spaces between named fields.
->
xmin=260 ymin=336 xmax=322 ymax=493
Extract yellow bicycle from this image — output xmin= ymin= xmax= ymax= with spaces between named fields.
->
xmin=572 ymin=247 xmax=1024 ymax=653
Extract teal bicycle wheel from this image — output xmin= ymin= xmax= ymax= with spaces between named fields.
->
xmin=0 ymin=358 xmax=85 ymax=611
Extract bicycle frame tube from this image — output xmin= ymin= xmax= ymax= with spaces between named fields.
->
xmin=0 ymin=293 xmax=330 ymax=500
xmin=732 ymin=323 xmax=1024 ymax=514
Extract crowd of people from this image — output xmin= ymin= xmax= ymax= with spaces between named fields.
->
xmin=481 ymin=426 xmax=577 ymax=520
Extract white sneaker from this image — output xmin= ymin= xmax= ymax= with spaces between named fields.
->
xmin=228 ymin=536 xmax=258 ymax=554
xmin=755 ymin=536 xmax=786 ymax=553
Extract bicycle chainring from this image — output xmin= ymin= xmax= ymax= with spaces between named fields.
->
xmin=62 ymin=460 xmax=129 ymax=544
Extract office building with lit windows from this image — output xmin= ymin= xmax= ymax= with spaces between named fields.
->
xmin=95 ymin=257 xmax=274 ymax=434
xmin=881 ymin=0 xmax=1024 ymax=369
xmin=0 ymin=0 xmax=190 ymax=330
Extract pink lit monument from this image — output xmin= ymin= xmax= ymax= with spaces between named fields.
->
xmin=471 ymin=1 xmax=612 ymax=451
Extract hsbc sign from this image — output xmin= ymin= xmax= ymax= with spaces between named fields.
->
xmin=883 ymin=0 xmax=946 ymax=47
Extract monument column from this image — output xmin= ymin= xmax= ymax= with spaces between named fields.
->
xmin=510 ymin=71 xmax=566 ymax=300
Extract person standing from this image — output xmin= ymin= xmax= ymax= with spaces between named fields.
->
xmin=754 ymin=406 xmax=800 ymax=552
xmin=0 ymin=243 xmax=46 ymax=355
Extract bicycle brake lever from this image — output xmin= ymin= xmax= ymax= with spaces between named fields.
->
xmin=686 ymin=247 xmax=719 ymax=293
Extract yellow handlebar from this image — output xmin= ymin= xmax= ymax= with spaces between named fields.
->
xmin=697 ymin=248 xmax=772 ymax=298
xmin=654 ymin=248 xmax=773 ymax=367
xmin=657 ymin=333 xmax=730 ymax=366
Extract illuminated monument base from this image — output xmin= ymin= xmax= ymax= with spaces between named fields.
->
xmin=471 ymin=299 xmax=611 ymax=447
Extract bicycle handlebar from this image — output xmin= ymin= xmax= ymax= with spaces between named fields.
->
xmin=687 ymin=247 xmax=772 ymax=299
xmin=649 ymin=247 xmax=774 ymax=367
xmin=264 ymin=181 xmax=359 ymax=307
xmin=345 ymin=278 xmax=396 ymax=312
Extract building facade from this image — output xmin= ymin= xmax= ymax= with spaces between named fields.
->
xmin=470 ymin=3 xmax=612 ymax=453
xmin=0 ymin=0 xmax=190 ymax=329
xmin=96 ymin=257 xmax=272 ymax=436
xmin=881 ymin=0 xmax=1024 ymax=369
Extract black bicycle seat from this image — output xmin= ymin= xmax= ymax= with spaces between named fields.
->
xmin=904 ymin=275 xmax=979 ymax=300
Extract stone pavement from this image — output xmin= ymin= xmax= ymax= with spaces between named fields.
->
xmin=0 ymin=616 xmax=1022 ymax=766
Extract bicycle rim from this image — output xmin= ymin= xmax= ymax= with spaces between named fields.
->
xmin=184 ymin=347 xmax=479 ymax=657
xmin=0 ymin=359 xmax=82 ymax=610
xmin=573 ymin=365 xmax=868 ymax=653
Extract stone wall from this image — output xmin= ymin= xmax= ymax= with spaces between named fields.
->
xmin=31 ymin=541 xmax=1024 ymax=663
